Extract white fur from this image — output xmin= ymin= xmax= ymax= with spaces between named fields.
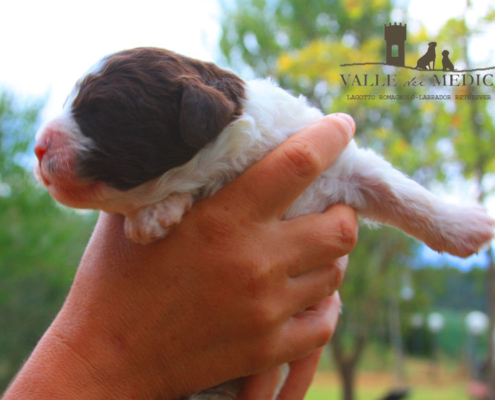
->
xmin=124 ymin=79 xmax=493 ymax=259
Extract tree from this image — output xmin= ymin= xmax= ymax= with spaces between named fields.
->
xmin=218 ymin=1 xmax=495 ymax=399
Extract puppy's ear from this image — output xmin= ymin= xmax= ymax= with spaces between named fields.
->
xmin=179 ymin=78 xmax=236 ymax=148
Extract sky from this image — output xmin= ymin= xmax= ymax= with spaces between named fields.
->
xmin=0 ymin=0 xmax=222 ymax=122
xmin=1 ymin=0 xmax=494 ymax=269
xmin=2 ymin=0 xmax=493 ymax=124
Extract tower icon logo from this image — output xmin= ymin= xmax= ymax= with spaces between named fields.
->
xmin=384 ymin=23 xmax=407 ymax=67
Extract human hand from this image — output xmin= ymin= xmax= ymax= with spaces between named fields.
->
xmin=238 ymin=293 xmax=343 ymax=400
xmin=4 ymin=114 xmax=357 ymax=400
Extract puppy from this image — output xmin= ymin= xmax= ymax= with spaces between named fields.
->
xmin=442 ymin=50 xmax=455 ymax=71
xmin=416 ymin=42 xmax=437 ymax=70
xmin=34 ymin=47 xmax=494 ymax=399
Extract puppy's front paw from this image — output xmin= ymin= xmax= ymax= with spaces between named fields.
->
xmin=124 ymin=193 xmax=193 ymax=244
xmin=427 ymin=204 xmax=494 ymax=258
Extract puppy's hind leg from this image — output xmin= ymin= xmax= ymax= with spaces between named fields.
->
xmin=328 ymin=142 xmax=494 ymax=257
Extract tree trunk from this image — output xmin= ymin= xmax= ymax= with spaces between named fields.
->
xmin=329 ymin=241 xmax=394 ymax=400
xmin=330 ymin=327 xmax=367 ymax=400
xmin=340 ymin=361 xmax=356 ymax=400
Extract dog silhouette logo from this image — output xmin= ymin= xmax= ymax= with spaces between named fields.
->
xmin=416 ymin=42 xmax=437 ymax=70
xmin=442 ymin=50 xmax=455 ymax=71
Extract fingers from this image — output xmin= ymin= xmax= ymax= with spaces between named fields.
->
xmin=225 ymin=114 xmax=355 ymax=221
xmin=286 ymin=257 xmax=348 ymax=315
xmin=277 ymin=348 xmax=324 ymax=400
xmin=238 ymin=364 xmax=289 ymax=400
xmin=277 ymin=294 xmax=341 ymax=364
xmin=239 ymin=349 xmax=325 ymax=400
xmin=284 ymin=204 xmax=357 ymax=277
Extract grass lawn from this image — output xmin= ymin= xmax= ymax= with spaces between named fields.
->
xmin=306 ymin=378 xmax=468 ymax=400
xmin=305 ymin=358 xmax=471 ymax=400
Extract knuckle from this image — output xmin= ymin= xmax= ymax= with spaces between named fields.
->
xmin=313 ymin=223 xmax=341 ymax=248
xmin=314 ymin=263 xmax=346 ymax=297
xmin=250 ymin=301 xmax=280 ymax=330
xmin=236 ymin=261 xmax=283 ymax=330
xmin=238 ymin=260 xmax=275 ymax=303
xmin=281 ymin=138 xmax=324 ymax=179
xmin=314 ymin=323 xmax=334 ymax=347
xmin=313 ymin=211 xmax=358 ymax=256
xmin=329 ymin=264 xmax=345 ymax=294
xmin=336 ymin=214 xmax=358 ymax=252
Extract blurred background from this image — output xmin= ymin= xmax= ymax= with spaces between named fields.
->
xmin=1 ymin=0 xmax=495 ymax=399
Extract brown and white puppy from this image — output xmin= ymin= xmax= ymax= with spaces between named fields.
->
xmin=34 ymin=47 xmax=494 ymax=399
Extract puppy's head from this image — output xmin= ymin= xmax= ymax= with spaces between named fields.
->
xmin=34 ymin=47 xmax=245 ymax=210
xmin=442 ymin=50 xmax=449 ymax=56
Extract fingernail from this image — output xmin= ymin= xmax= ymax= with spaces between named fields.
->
xmin=333 ymin=113 xmax=356 ymax=134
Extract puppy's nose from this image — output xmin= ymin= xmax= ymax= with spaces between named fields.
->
xmin=34 ymin=142 xmax=47 ymax=164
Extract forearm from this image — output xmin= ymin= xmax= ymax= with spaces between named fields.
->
xmin=4 ymin=326 xmax=119 ymax=400
xmin=4 ymin=216 xmax=180 ymax=400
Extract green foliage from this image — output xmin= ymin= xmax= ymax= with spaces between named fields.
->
xmin=219 ymin=0 xmax=495 ymax=397
xmin=0 ymin=90 xmax=97 ymax=390
xmin=220 ymin=0 xmax=392 ymax=76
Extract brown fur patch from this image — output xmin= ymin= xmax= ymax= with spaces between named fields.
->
xmin=71 ymin=47 xmax=245 ymax=190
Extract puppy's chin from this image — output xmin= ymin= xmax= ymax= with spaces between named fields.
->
xmin=34 ymin=161 xmax=106 ymax=209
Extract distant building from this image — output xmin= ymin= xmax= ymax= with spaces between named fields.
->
xmin=384 ymin=23 xmax=407 ymax=67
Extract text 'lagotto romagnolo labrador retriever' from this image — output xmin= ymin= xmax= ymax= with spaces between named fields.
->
xmin=34 ymin=47 xmax=494 ymax=400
